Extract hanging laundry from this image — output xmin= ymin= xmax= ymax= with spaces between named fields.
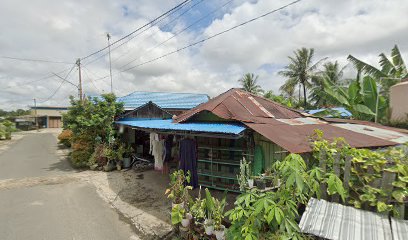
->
xmin=149 ymin=132 xmax=159 ymax=155
xmin=152 ymin=138 xmax=165 ymax=170
xmin=179 ymin=138 xmax=198 ymax=188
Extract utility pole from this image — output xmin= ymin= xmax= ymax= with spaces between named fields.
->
xmin=33 ymin=98 xmax=38 ymax=131
xmin=107 ymin=33 xmax=113 ymax=93
xmin=76 ymin=58 xmax=83 ymax=101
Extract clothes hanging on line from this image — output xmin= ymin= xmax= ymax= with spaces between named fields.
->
xmin=164 ymin=135 xmax=174 ymax=163
xmin=179 ymin=138 xmax=198 ymax=188
xmin=149 ymin=132 xmax=159 ymax=155
xmin=150 ymin=132 xmax=164 ymax=170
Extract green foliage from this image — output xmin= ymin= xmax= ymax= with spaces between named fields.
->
xmin=0 ymin=120 xmax=16 ymax=140
xmin=264 ymin=90 xmax=294 ymax=108
xmin=0 ymin=109 xmax=30 ymax=118
xmin=237 ymin=157 xmax=252 ymax=191
xmin=227 ymin=154 xmax=322 ymax=240
xmin=238 ymin=73 xmax=264 ymax=95
xmin=63 ymin=93 xmax=124 ymax=168
xmin=57 ymin=129 xmax=73 ymax=147
xmin=165 ymin=170 xmax=192 ymax=204
xmin=171 ymin=203 xmax=185 ymax=225
xmin=322 ymin=76 xmax=387 ymax=121
xmin=279 ymin=47 xmax=326 ymax=108
xmin=312 ymin=131 xmax=408 ymax=218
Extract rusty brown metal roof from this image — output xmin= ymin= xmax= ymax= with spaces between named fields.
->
xmin=245 ymin=122 xmax=398 ymax=153
xmin=173 ymin=88 xmax=406 ymax=153
xmin=174 ymin=88 xmax=304 ymax=123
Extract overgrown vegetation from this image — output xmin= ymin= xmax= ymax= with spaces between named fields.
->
xmin=62 ymin=94 xmax=124 ymax=168
xmin=238 ymin=45 xmax=408 ymax=126
xmin=0 ymin=120 xmax=16 ymax=140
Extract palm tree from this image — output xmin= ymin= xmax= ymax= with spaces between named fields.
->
xmin=310 ymin=61 xmax=346 ymax=107
xmin=238 ymin=73 xmax=264 ymax=95
xmin=347 ymin=45 xmax=408 ymax=95
xmin=279 ymin=48 xmax=326 ymax=108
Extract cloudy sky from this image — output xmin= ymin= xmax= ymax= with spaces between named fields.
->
xmin=1 ymin=0 xmax=407 ymax=110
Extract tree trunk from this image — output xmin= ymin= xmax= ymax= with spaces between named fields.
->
xmin=303 ymin=83 xmax=307 ymax=108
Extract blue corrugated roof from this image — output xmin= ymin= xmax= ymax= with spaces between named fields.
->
xmin=117 ymin=91 xmax=209 ymax=110
xmin=307 ymin=107 xmax=352 ymax=118
xmin=116 ymin=119 xmax=246 ymax=135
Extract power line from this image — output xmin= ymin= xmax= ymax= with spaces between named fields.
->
xmin=81 ymin=0 xmax=192 ymax=61
xmin=39 ymin=64 xmax=76 ymax=103
xmin=93 ymin=0 xmax=301 ymax=80
xmin=0 ymin=56 xmax=74 ymax=64
xmin=82 ymin=67 xmax=102 ymax=94
xmin=119 ymin=0 xmax=234 ymax=70
xmin=82 ymin=0 xmax=204 ymax=67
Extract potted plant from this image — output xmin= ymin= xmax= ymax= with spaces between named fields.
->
xmin=122 ymin=145 xmax=133 ymax=168
xmin=237 ymin=157 xmax=252 ymax=191
xmin=103 ymin=146 xmax=116 ymax=171
xmin=264 ymin=168 xmax=273 ymax=187
xmin=254 ymin=175 xmax=266 ymax=190
xmin=115 ymin=144 xmax=126 ymax=170
xmin=204 ymin=218 xmax=214 ymax=236
xmin=213 ymin=194 xmax=227 ymax=240
xmin=165 ymin=170 xmax=192 ymax=207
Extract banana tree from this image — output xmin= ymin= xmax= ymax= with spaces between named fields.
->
xmin=348 ymin=45 xmax=408 ymax=96
xmin=323 ymin=76 xmax=387 ymax=121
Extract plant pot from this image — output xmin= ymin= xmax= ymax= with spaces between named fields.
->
xmin=265 ymin=178 xmax=273 ymax=188
xmin=181 ymin=218 xmax=190 ymax=227
xmin=116 ymin=163 xmax=122 ymax=171
xmin=247 ymin=179 xmax=254 ymax=188
xmin=186 ymin=213 xmax=193 ymax=220
xmin=104 ymin=161 xmax=116 ymax=172
xmin=214 ymin=225 xmax=225 ymax=240
xmin=204 ymin=225 xmax=214 ymax=235
xmin=123 ymin=157 xmax=131 ymax=168
xmin=255 ymin=179 xmax=266 ymax=190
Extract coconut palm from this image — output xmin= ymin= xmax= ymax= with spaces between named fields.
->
xmin=347 ymin=45 xmax=408 ymax=95
xmin=310 ymin=61 xmax=346 ymax=107
xmin=279 ymin=48 xmax=326 ymax=108
xmin=238 ymin=73 xmax=264 ymax=95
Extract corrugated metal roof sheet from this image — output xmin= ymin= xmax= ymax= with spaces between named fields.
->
xmin=334 ymin=123 xmax=408 ymax=144
xmin=174 ymin=88 xmax=304 ymax=123
xmin=391 ymin=218 xmax=408 ymax=240
xmin=117 ymin=91 xmax=210 ymax=110
xmin=116 ymin=119 xmax=246 ymax=135
xmin=307 ymin=107 xmax=352 ymax=118
xmin=245 ymin=122 xmax=397 ymax=153
xmin=299 ymin=198 xmax=393 ymax=240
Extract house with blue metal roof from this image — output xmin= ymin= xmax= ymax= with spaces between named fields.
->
xmin=117 ymin=91 xmax=210 ymax=115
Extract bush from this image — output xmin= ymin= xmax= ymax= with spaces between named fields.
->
xmin=71 ymin=149 xmax=93 ymax=168
xmin=58 ymin=129 xmax=73 ymax=147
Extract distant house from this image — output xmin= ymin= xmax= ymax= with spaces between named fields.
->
xmin=30 ymin=106 xmax=68 ymax=128
xmin=117 ymin=91 xmax=210 ymax=116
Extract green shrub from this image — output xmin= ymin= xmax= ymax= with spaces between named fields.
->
xmin=71 ymin=149 xmax=93 ymax=168
xmin=57 ymin=129 xmax=73 ymax=147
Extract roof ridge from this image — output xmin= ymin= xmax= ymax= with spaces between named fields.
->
xmin=119 ymin=90 xmax=210 ymax=98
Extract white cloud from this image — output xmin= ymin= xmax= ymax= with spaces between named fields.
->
xmin=1 ymin=0 xmax=407 ymax=110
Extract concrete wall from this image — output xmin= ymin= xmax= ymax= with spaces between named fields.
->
xmin=30 ymin=108 xmax=67 ymax=117
xmin=390 ymin=81 xmax=408 ymax=121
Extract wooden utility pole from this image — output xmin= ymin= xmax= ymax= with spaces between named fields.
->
xmin=107 ymin=33 xmax=113 ymax=93
xmin=33 ymin=98 xmax=38 ymax=131
xmin=76 ymin=58 xmax=83 ymax=101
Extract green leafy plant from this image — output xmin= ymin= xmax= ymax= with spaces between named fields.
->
xmin=237 ymin=157 xmax=252 ymax=191
xmin=165 ymin=170 xmax=192 ymax=204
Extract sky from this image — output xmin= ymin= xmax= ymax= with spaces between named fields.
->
xmin=0 ymin=0 xmax=407 ymax=110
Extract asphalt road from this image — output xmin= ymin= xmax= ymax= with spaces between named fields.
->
xmin=0 ymin=130 xmax=138 ymax=240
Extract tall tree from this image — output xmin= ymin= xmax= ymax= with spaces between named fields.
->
xmin=347 ymin=45 xmax=408 ymax=95
xmin=310 ymin=61 xmax=346 ymax=107
xmin=279 ymin=48 xmax=326 ymax=108
xmin=238 ymin=73 xmax=264 ymax=95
